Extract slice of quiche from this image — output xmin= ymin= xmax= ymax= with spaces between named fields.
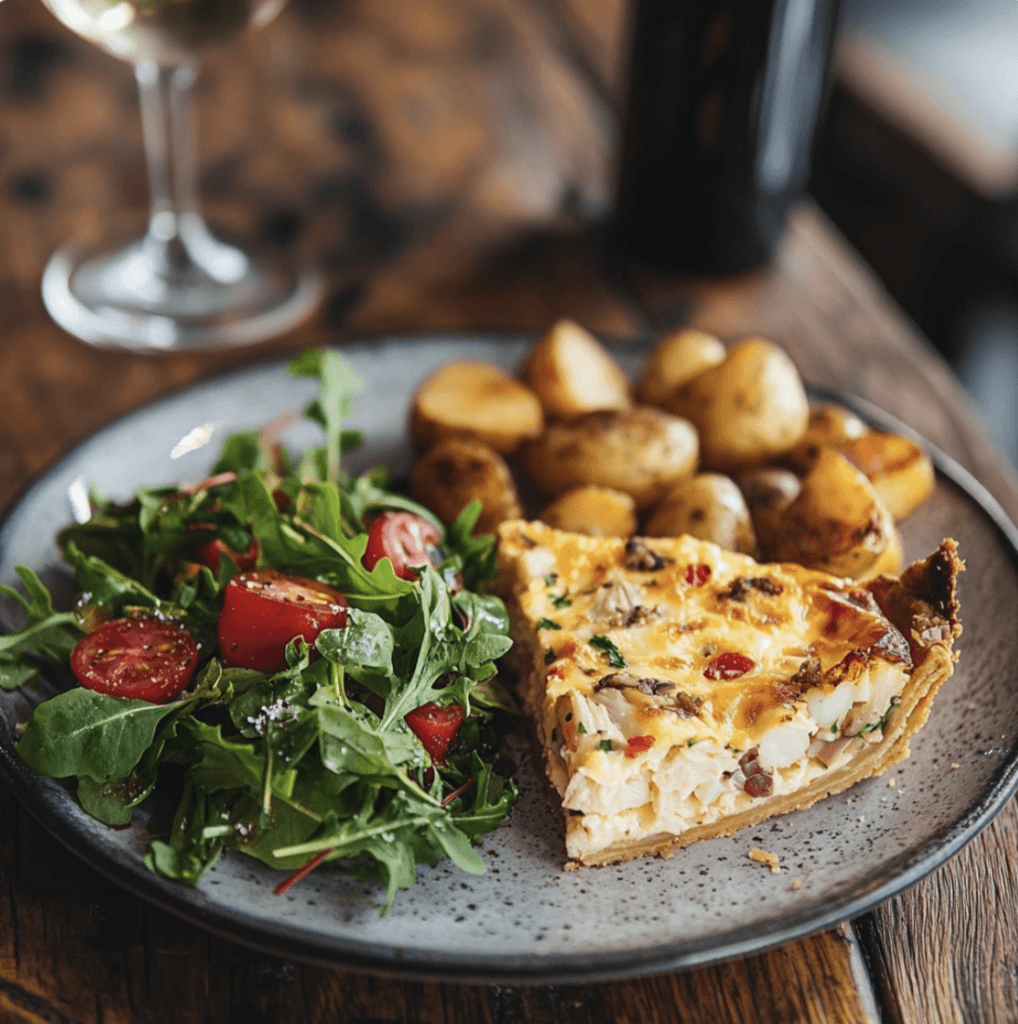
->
xmin=496 ymin=520 xmax=962 ymax=866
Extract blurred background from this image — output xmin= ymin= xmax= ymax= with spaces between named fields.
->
xmin=814 ymin=0 xmax=1018 ymax=467
xmin=0 ymin=0 xmax=1016 ymax=461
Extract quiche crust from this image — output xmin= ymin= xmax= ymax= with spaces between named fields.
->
xmin=496 ymin=521 xmax=962 ymax=866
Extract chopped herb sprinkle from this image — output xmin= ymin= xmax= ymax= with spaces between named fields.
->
xmin=817 ymin=759 xmax=829 ymax=770
xmin=552 ymin=594 xmax=572 ymax=608
xmin=544 ymin=648 xmax=555 ymax=664
xmin=687 ymin=738 xmax=695 ymax=747
xmin=588 ymin=634 xmax=626 ymax=668
xmin=577 ymin=722 xmax=587 ymax=734
xmin=599 ymin=739 xmax=613 ymax=752
xmin=537 ymin=617 xmax=561 ymax=631
xmin=544 ymin=574 xmax=558 ymax=586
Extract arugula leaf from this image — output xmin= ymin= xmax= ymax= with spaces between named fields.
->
xmin=0 ymin=566 xmax=82 ymax=687
xmin=443 ymin=501 xmax=498 ymax=591
xmin=211 ymin=429 xmax=273 ymax=474
xmin=289 ymin=348 xmax=364 ymax=484
xmin=16 ymin=688 xmax=180 ymax=783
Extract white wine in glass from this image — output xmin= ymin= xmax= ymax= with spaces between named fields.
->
xmin=39 ymin=0 xmax=322 ymax=351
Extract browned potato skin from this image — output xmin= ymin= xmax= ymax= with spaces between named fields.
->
xmin=520 ymin=407 xmax=699 ymax=510
xmin=665 ymin=338 xmax=809 ymax=472
xmin=837 ymin=433 xmax=936 ymax=520
xmin=411 ymin=438 xmax=522 ymax=535
xmin=638 ymin=329 xmax=726 ymax=407
xmin=521 ymin=319 xmax=631 ymax=421
xmin=644 ymin=473 xmax=756 ymax=554
xmin=410 ymin=361 xmax=544 ymax=455
xmin=539 ymin=486 xmax=637 ymax=537
xmin=757 ymin=450 xmax=893 ymax=579
xmin=736 ymin=467 xmax=801 ymax=553
xmin=782 ymin=402 xmax=870 ymax=474
xmin=857 ymin=521 xmax=904 ymax=582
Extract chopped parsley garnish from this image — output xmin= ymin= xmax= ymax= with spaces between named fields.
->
xmin=599 ymin=739 xmax=613 ymax=752
xmin=860 ymin=696 xmax=901 ymax=736
xmin=686 ymin=738 xmax=696 ymax=747
xmin=577 ymin=722 xmax=587 ymax=734
xmin=817 ymin=759 xmax=829 ymax=770
xmin=831 ymin=720 xmax=839 ymax=734
xmin=544 ymin=647 xmax=555 ymax=664
xmin=544 ymin=574 xmax=558 ymax=586
xmin=551 ymin=594 xmax=572 ymax=609
xmin=589 ymin=634 xmax=626 ymax=668
xmin=537 ymin=617 xmax=561 ymax=631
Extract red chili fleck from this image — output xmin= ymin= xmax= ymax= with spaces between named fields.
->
xmin=704 ymin=651 xmax=755 ymax=680
xmin=625 ymin=735 xmax=655 ymax=758
xmin=547 ymin=666 xmax=565 ymax=680
xmin=685 ymin=563 xmax=712 ymax=586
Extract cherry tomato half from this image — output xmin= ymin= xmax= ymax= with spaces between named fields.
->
xmin=362 ymin=511 xmax=443 ymax=582
xmin=217 ymin=569 xmax=349 ymax=673
xmin=404 ymin=701 xmax=465 ymax=764
xmin=198 ymin=536 xmax=260 ymax=574
xmin=70 ymin=618 xmax=198 ymax=704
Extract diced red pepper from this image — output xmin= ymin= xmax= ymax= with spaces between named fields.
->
xmin=685 ymin=563 xmax=712 ymax=586
xmin=704 ymin=652 xmax=755 ymax=680
xmin=625 ymin=734 xmax=655 ymax=758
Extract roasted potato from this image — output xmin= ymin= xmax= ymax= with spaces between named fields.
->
xmin=782 ymin=402 xmax=870 ymax=474
xmin=857 ymin=521 xmax=904 ymax=582
xmin=644 ymin=473 xmax=756 ymax=554
xmin=837 ymin=433 xmax=936 ymax=521
xmin=665 ymin=338 xmax=809 ymax=471
xmin=637 ymin=329 xmax=726 ymax=407
xmin=410 ymin=360 xmax=543 ymax=455
xmin=736 ymin=468 xmax=801 ymax=550
xmin=411 ymin=438 xmax=522 ymax=534
xmin=539 ymin=486 xmax=637 ymax=537
xmin=756 ymin=450 xmax=893 ymax=579
xmin=521 ymin=319 xmax=631 ymax=420
xmin=520 ymin=407 xmax=698 ymax=510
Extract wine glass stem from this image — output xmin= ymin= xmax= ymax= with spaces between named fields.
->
xmin=135 ymin=60 xmax=205 ymax=276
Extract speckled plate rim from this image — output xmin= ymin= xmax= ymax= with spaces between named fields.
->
xmin=2 ymin=336 xmax=1018 ymax=985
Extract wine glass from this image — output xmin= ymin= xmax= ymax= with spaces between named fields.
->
xmin=39 ymin=0 xmax=322 ymax=351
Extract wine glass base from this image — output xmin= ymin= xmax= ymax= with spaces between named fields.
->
xmin=42 ymin=238 xmax=323 ymax=352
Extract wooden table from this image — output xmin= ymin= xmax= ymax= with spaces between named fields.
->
xmin=2 ymin=0 xmax=1018 ymax=1020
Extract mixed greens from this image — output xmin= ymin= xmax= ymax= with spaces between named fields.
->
xmin=0 ymin=349 xmax=517 ymax=911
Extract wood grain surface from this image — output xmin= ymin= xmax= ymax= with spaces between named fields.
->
xmin=0 ymin=0 xmax=1015 ymax=1021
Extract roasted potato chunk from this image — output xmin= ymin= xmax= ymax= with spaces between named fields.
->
xmin=637 ymin=329 xmax=726 ymax=407
xmin=521 ymin=407 xmax=698 ymax=510
xmin=665 ymin=338 xmax=809 ymax=471
xmin=539 ymin=486 xmax=637 ymax=537
xmin=838 ymin=433 xmax=936 ymax=521
xmin=756 ymin=450 xmax=893 ymax=579
xmin=736 ymin=468 xmax=801 ymax=549
xmin=410 ymin=360 xmax=543 ymax=454
xmin=521 ymin=319 xmax=631 ymax=420
xmin=857 ymin=521 xmax=904 ymax=581
xmin=782 ymin=402 xmax=870 ymax=474
xmin=644 ymin=473 xmax=756 ymax=554
xmin=411 ymin=438 xmax=522 ymax=534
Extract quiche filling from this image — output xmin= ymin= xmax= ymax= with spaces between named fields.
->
xmin=497 ymin=521 xmax=962 ymax=865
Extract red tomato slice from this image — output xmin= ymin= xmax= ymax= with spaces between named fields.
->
xmin=198 ymin=536 xmax=260 ymax=573
xmin=362 ymin=511 xmax=443 ymax=582
xmin=404 ymin=701 xmax=465 ymax=764
xmin=217 ymin=569 xmax=349 ymax=673
xmin=70 ymin=618 xmax=198 ymax=704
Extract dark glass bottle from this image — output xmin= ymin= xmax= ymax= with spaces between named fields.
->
xmin=614 ymin=0 xmax=839 ymax=273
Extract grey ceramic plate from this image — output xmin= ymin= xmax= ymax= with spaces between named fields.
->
xmin=2 ymin=334 xmax=1018 ymax=984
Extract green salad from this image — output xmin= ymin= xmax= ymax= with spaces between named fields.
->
xmin=0 ymin=349 xmax=517 ymax=912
